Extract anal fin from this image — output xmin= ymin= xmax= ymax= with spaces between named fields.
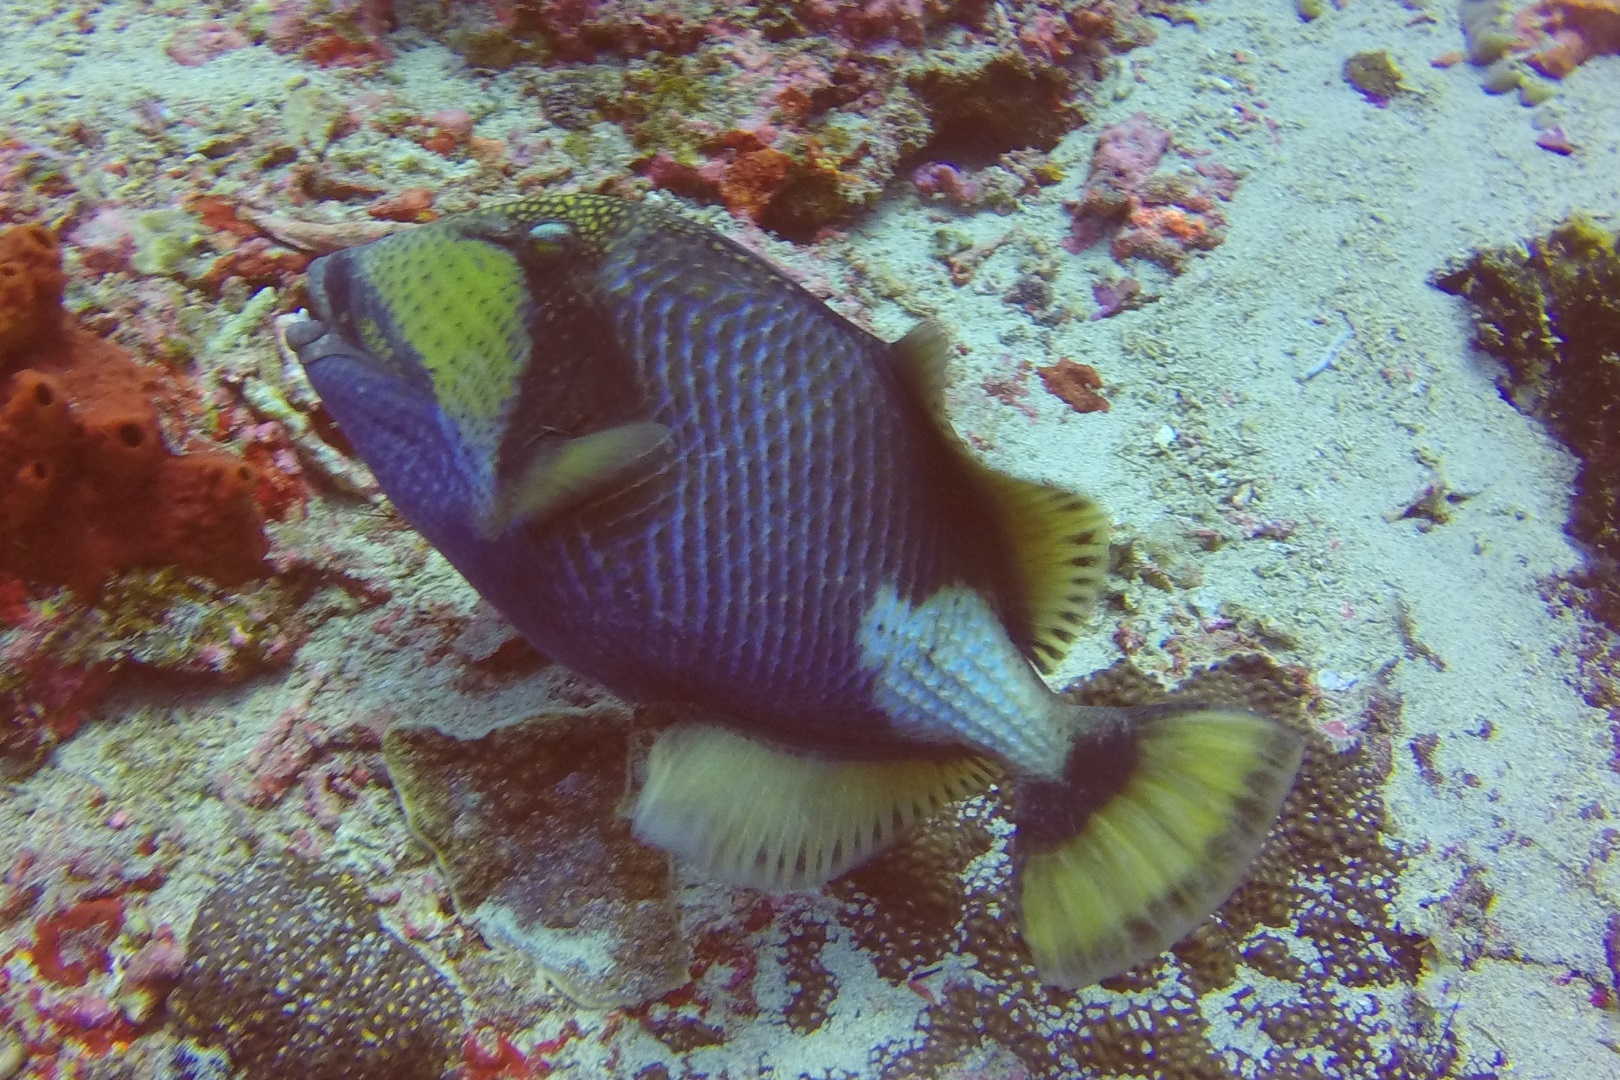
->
xmin=631 ymin=723 xmax=997 ymax=891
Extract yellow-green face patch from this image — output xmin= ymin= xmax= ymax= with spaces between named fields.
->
xmin=354 ymin=222 xmax=532 ymax=447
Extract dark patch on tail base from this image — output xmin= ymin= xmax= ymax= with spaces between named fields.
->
xmin=1013 ymin=710 xmax=1139 ymax=852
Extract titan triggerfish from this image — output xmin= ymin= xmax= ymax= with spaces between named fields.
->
xmin=287 ymin=193 xmax=1302 ymax=988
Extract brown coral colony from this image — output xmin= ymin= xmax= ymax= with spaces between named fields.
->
xmin=0 ymin=224 xmax=267 ymax=592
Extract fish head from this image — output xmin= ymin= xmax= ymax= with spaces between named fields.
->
xmin=295 ymin=214 xmax=539 ymax=439
xmin=289 ymin=197 xmax=671 ymax=539
xmin=290 ymin=194 xmax=655 ymax=399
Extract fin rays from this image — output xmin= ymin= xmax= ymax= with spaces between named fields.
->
xmin=990 ymin=482 xmax=1111 ymax=673
xmin=632 ymin=723 xmax=996 ymax=892
xmin=892 ymin=320 xmax=1111 ymax=673
xmin=479 ymin=420 xmax=671 ymax=537
xmin=1016 ymin=706 xmax=1302 ymax=988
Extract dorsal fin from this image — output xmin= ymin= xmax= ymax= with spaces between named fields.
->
xmin=978 ymin=477 xmax=1110 ymax=673
xmin=894 ymin=320 xmax=955 ymax=416
xmin=894 ymin=321 xmax=1111 ymax=674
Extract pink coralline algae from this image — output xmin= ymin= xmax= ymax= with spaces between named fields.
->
xmin=800 ymin=0 xmax=939 ymax=46
xmin=164 ymin=21 xmax=249 ymax=67
xmin=1065 ymin=112 xmax=1241 ymax=273
xmin=530 ymin=0 xmax=711 ymax=60
xmin=439 ymin=0 xmax=1161 ymax=238
xmin=913 ymin=162 xmax=980 ymax=204
xmin=31 ymin=897 xmax=124 ymax=987
xmin=1082 ymin=111 xmax=1171 ymax=201
xmin=0 ymin=619 xmax=113 ymax=773
xmin=66 ymin=208 xmax=138 ymax=276
xmin=265 ymin=0 xmax=396 ymax=67
xmin=1089 ymin=274 xmax=1141 ymax=319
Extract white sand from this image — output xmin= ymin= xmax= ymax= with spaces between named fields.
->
xmin=915 ymin=4 xmax=1620 ymax=1075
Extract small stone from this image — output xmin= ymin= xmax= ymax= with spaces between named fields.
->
xmin=1344 ymin=50 xmax=1407 ymax=106
xmin=1316 ymin=670 xmax=1360 ymax=692
xmin=1535 ymin=127 xmax=1576 ymax=155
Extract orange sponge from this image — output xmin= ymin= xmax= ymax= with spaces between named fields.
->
xmin=0 ymin=224 xmax=268 ymax=591
xmin=0 ymin=225 xmax=65 ymax=365
xmin=1518 ymin=0 xmax=1620 ymax=78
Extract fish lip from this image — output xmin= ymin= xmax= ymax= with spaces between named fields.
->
xmin=303 ymin=257 xmax=333 ymax=323
xmin=285 ymin=258 xmax=338 ymax=364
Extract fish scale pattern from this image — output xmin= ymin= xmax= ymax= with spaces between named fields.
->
xmin=504 ymin=204 xmax=1007 ymax=746
xmin=303 ymin=195 xmax=1022 ymax=750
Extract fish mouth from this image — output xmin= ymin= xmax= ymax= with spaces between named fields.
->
xmin=283 ymin=317 xmax=360 ymax=371
xmin=285 ymin=260 xmax=339 ymax=362
xmin=282 ymin=314 xmax=329 ymax=357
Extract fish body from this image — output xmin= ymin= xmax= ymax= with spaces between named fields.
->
xmin=292 ymin=194 xmax=1302 ymax=987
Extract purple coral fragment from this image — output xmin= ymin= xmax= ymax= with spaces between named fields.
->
xmin=1089 ymin=276 xmax=1140 ymax=320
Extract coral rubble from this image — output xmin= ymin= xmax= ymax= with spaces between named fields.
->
xmin=1455 ymin=0 xmax=1615 ymax=101
xmin=1344 ymin=50 xmax=1409 ymax=106
xmin=1433 ymin=214 xmax=1620 ymax=628
xmin=1037 ymin=358 xmax=1110 ymax=413
xmin=0 ymin=564 xmax=306 ymax=777
xmin=1065 ymin=112 xmax=1238 ymax=273
xmin=170 ymin=856 xmax=463 ymax=1080
xmin=1514 ymin=0 xmax=1620 ymax=79
xmin=405 ymin=0 xmax=1157 ymax=238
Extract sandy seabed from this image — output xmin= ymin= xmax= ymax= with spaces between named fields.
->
xmin=2 ymin=0 xmax=1619 ymax=1077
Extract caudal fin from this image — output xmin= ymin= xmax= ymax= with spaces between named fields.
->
xmin=1013 ymin=703 xmax=1302 ymax=989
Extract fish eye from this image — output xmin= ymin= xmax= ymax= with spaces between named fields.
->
xmin=529 ymin=221 xmax=572 ymax=254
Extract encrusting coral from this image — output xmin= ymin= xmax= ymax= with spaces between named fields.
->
xmin=827 ymin=654 xmax=1460 ymax=1079
xmin=0 ymin=223 xmax=268 ymax=593
xmin=348 ymin=643 xmax=1465 ymax=1076
xmin=1433 ymin=213 xmax=1620 ymax=629
xmin=383 ymin=703 xmax=688 ymax=1010
xmin=170 ymin=856 xmax=464 ymax=1080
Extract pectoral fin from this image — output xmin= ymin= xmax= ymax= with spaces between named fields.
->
xmin=479 ymin=420 xmax=671 ymax=537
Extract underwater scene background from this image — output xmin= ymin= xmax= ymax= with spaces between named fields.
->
xmin=1 ymin=0 xmax=1619 ymax=1077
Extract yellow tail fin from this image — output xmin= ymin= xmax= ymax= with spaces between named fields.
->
xmin=1015 ymin=705 xmax=1302 ymax=988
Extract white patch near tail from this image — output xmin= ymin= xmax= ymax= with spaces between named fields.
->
xmin=855 ymin=582 xmax=1069 ymax=777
